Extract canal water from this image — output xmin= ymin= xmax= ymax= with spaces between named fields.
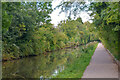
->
xmin=2 ymin=45 xmax=86 ymax=78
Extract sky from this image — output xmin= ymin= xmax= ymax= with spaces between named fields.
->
xmin=50 ymin=0 xmax=93 ymax=26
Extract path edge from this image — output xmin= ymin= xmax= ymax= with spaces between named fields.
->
xmin=105 ymin=48 xmax=120 ymax=80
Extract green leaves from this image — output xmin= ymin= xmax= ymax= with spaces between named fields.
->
xmin=2 ymin=2 xmax=54 ymax=60
xmin=89 ymin=2 xmax=119 ymax=60
xmin=2 ymin=2 xmax=100 ymax=60
xmin=2 ymin=10 xmax=12 ymax=34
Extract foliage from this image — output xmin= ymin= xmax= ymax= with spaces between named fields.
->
xmin=56 ymin=1 xmax=119 ymax=60
xmin=2 ymin=2 xmax=53 ymax=60
xmin=2 ymin=2 xmax=98 ymax=60
xmin=55 ymin=1 xmax=87 ymax=18
xmin=88 ymin=2 xmax=120 ymax=60
xmin=58 ymin=19 xmax=99 ymax=45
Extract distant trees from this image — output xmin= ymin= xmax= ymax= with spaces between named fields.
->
xmin=58 ymin=19 xmax=98 ymax=45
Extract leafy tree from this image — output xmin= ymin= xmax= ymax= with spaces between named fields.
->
xmin=2 ymin=1 xmax=100 ymax=60
xmin=88 ymin=2 xmax=120 ymax=60
xmin=2 ymin=2 xmax=53 ymax=60
xmin=56 ymin=1 xmax=119 ymax=60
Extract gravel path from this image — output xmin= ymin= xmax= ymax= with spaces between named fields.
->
xmin=82 ymin=43 xmax=118 ymax=79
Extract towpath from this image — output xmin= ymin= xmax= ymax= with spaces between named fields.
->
xmin=82 ymin=43 xmax=119 ymax=79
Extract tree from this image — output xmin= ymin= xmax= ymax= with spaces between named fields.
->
xmin=56 ymin=1 xmax=120 ymax=60
xmin=2 ymin=2 xmax=53 ymax=60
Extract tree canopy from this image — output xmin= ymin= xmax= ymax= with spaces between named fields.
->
xmin=55 ymin=1 xmax=120 ymax=60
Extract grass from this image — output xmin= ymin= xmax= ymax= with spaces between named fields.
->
xmin=51 ymin=42 xmax=98 ymax=78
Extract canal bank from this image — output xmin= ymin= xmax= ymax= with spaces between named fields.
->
xmin=2 ymin=42 xmax=98 ymax=78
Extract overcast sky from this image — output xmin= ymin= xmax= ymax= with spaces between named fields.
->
xmin=50 ymin=0 xmax=92 ymax=26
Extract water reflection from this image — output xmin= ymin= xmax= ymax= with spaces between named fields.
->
xmin=52 ymin=65 xmax=64 ymax=77
xmin=2 ymin=46 xmax=84 ymax=78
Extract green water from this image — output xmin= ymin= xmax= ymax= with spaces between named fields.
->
xmin=2 ymin=45 xmax=85 ymax=78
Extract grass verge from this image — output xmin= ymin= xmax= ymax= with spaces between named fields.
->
xmin=51 ymin=42 xmax=98 ymax=78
